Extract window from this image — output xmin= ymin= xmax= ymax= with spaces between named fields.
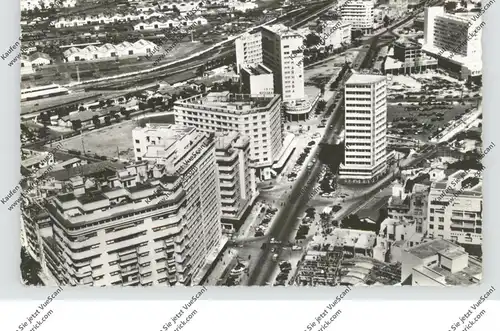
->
xmin=136 ymin=148 xmax=141 ymax=152
xmin=429 ymin=216 xmax=434 ymax=222
xmin=429 ymin=224 xmax=434 ymax=229
xmin=438 ymin=225 xmax=444 ymax=230
xmin=438 ymin=217 xmax=444 ymax=222
xmin=135 ymin=140 xmax=140 ymax=143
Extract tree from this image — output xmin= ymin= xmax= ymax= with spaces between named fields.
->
xmin=444 ymin=1 xmax=457 ymax=11
xmin=383 ymin=15 xmax=390 ymax=27
xmin=304 ymin=33 xmax=322 ymax=48
xmin=20 ymin=247 xmax=43 ymax=286
xmin=104 ymin=116 xmax=112 ymax=126
xmin=196 ymin=64 xmax=206 ymax=77
xmin=92 ymin=115 xmax=100 ymax=127
xmin=71 ymin=119 xmax=82 ymax=131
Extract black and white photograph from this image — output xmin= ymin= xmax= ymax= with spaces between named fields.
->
xmin=14 ymin=0 xmax=487 ymax=288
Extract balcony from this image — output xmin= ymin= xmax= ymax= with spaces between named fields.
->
xmin=121 ymin=266 xmax=139 ymax=277
xmin=123 ymin=277 xmax=140 ymax=286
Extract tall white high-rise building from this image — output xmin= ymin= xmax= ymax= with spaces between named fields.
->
xmin=340 ymin=0 xmax=374 ymax=34
xmin=235 ymin=24 xmax=305 ymax=104
xmin=339 ymin=74 xmax=387 ymax=183
xmin=423 ymin=6 xmax=483 ymax=79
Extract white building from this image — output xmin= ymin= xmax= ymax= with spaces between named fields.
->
xmin=339 ymin=74 xmax=387 ymax=184
xmin=422 ymin=6 xmax=483 ymax=79
xmin=215 ymin=132 xmax=256 ymax=232
xmin=40 ymin=129 xmax=222 ymax=286
xmin=235 ymin=24 xmax=305 ymax=104
xmin=261 ymin=24 xmax=305 ymax=104
xmin=235 ymin=31 xmax=263 ymax=74
xmin=427 ymin=169 xmax=482 ymax=246
xmin=340 ymin=0 xmax=374 ymax=34
xmin=173 ymin=92 xmax=283 ymax=180
xmin=401 ymin=239 xmax=482 ymax=286
xmin=321 ymin=21 xmax=352 ymax=49
xmin=63 ymin=40 xmax=158 ymax=62
xmin=52 ymin=11 xmax=165 ymax=28
xmin=240 ymin=64 xmax=274 ymax=96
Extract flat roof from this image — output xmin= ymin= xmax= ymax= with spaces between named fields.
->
xmin=407 ymin=239 xmax=463 ymax=259
xmin=346 ymin=73 xmax=386 ymax=85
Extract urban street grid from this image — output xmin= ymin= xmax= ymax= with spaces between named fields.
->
xmin=15 ymin=0 xmax=485 ymax=290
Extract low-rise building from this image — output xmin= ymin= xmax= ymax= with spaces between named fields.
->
xmin=133 ymin=16 xmax=208 ymax=30
xmin=401 ymin=239 xmax=482 ymax=286
xmin=384 ymin=38 xmax=437 ymax=75
xmin=63 ymin=40 xmax=158 ymax=62
xmin=321 ymin=21 xmax=352 ymax=49
xmin=29 ymin=52 xmax=53 ymax=66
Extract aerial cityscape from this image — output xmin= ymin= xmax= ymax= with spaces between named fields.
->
xmin=15 ymin=0 xmax=485 ymax=287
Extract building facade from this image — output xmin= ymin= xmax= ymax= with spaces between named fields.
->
xmin=215 ymin=132 xmax=255 ymax=232
xmin=422 ymin=6 xmax=483 ymax=80
xmin=41 ymin=127 xmax=222 ymax=286
xmin=340 ymin=0 xmax=374 ymax=34
xmin=427 ymin=170 xmax=482 ymax=246
xmin=240 ymin=64 xmax=274 ymax=96
xmin=321 ymin=21 xmax=352 ymax=49
xmin=173 ymin=92 xmax=283 ymax=180
xmin=235 ymin=31 xmax=263 ymax=74
xmin=339 ymin=74 xmax=388 ymax=184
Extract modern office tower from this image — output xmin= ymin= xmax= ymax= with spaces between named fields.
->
xmin=42 ymin=126 xmax=222 ymax=286
xmin=241 ymin=64 xmax=274 ymax=96
xmin=235 ymin=24 xmax=305 ymax=103
xmin=340 ymin=0 xmax=374 ymax=34
xmin=174 ymin=92 xmax=283 ymax=180
xmin=339 ymin=74 xmax=387 ymax=184
xmin=235 ymin=31 xmax=263 ymax=74
xmin=423 ymin=6 xmax=482 ymax=79
xmin=401 ymin=239 xmax=482 ymax=286
xmin=260 ymin=24 xmax=305 ymax=103
xmin=215 ymin=132 xmax=255 ymax=232
xmin=321 ymin=21 xmax=352 ymax=49
xmin=427 ymin=169 xmax=483 ymax=246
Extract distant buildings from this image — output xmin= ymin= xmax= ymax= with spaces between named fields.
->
xmin=340 ymin=0 xmax=374 ymax=34
xmin=235 ymin=32 xmax=263 ymax=74
xmin=240 ymin=64 xmax=274 ymax=96
xmin=427 ymin=169 xmax=482 ymax=246
xmin=384 ymin=38 xmax=438 ymax=75
xmin=173 ymin=92 xmax=285 ymax=180
xmin=401 ymin=239 xmax=482 ymax=286
xmin=52 ymin=11 xmax=165 ymax=28
xmin=321 ymin=21 xmax=352 ymax=49
xmin=133 ymin=16 xmax=208 ymax=30
xmin=339 ymin=74 xmax=388 ymax=184
xmin=63 ymin=39 xmax=158 ymax=62
xmin=21 ymin=52 xmax=53 ymax=76
xmin=21 ymin=0 xmax=75 ymax=12
xmin=214 ymin=132 xmax=256 ymax=232
xmin=422 ymin=6 xmax=483 ymax=80
xmin=37 ymin=125 xmax=222 ymax=286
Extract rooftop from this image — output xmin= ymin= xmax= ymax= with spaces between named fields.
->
xmin=243 ymin=63 xmax=273 ymax=76
xmin=346 ymin=73 xmax=386 ymax=85
xmin=407 ymin=239 xmax=464 ymax=259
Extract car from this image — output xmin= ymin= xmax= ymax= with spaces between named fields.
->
xmin=272 ymin=253 xmax=279 ymax=260
xmin=292 ymin=245 xmax=302 ymax=251
xmin=321 ymin=192 xmax=331 ymax=197
xmin=255 ymin=231 xmax=264 ymax=237
xmin=270 ymin=237 xmax=282 ymax=244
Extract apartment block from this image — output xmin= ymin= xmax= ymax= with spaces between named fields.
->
xmin=42 ymin=127 xmax=222 ymax=286
xmin=241 ymin=64 xmax=274 ymax=96
xmin=423 ymin=6 xmax=482 ymax=79
xmin=339 ymin=74 xmax=387 ymax=183
xmin=235 ymin=31 xmax=263 ymax=74
xmin=173 ymin=92 xmax=283 ymax=180
xmin=427 ymin=169 xmax=482 ymax=246
xmin=235 ymin=24 xmax=305 ymax=104
xmin=215 ymin=132 xmax=256 ymax=232
xmin=340 ymin=0 xmax=374 ymax=34
xmin=401 ymin=239 xmax=482 ymax=286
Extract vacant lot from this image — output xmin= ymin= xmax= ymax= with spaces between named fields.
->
xmin=56 ymin=113 xmax=175 ymax=160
